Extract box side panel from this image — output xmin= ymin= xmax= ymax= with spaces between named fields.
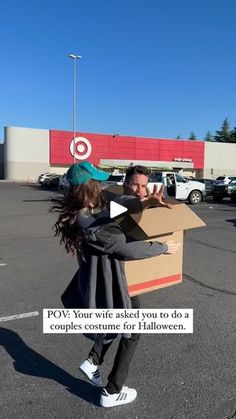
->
xmin=125 ymin=231 xmax=183 ymax=296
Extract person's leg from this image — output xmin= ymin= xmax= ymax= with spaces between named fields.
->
xmin=105 ymin=295 xmax=141 ymax=394
xmin=88 ymin=337 xmax=113 ymax=366
xmin=80 ymin=335 xmax=113 ymax=386
xmin=105 ymin=331 xmax=140 ymax=394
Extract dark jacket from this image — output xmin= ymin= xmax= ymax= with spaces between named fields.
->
xmin=61 ymin=214 xmax=167 ymax=341
xmin=62 ymin=221 xmax=167 ymax=309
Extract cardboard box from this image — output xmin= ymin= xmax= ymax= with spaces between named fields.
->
xmin=103 ymin=187 xmax=205 ymax=296
xmin=120 ymin=203 xmax=205 ymax=296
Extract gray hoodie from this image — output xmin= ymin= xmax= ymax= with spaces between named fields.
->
xmin=61 ymin=209 xmax=167 ymax=341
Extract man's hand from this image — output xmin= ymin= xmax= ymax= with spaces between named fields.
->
xmin=143 ymin=184 xmax=173 ymax=209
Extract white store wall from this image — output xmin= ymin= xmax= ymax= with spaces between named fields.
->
xmin=4 ymin=126 xmax=50 ymax=181
xmin=204 ymin=142 xmax=236 ymax=178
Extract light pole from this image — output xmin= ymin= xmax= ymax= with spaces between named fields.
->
xmin=68 ymin=54 xmax=82 ymax=163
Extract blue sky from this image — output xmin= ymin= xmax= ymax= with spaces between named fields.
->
xmin=1 ymin=0 xmax=236 ymax=142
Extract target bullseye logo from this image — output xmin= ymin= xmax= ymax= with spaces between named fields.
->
xmin=70 ymin=137 xmax=92 ymax=160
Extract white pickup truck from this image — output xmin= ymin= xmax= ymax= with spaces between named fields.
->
xmin=103 ymin=171 xmax=206 ymax=204
xmin=148 ymin=171 xmax=206 ymax=204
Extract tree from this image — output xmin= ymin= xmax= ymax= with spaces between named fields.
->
xmin=188 ymin=131 xmax=197 ymax=140
xmin=214 ymin=118 xmax=232 ymax=142
xmin=176 ymin=135 xmax=181 ymax=139
xmin=204 ymin=131 xmax=214 ymax=142
xmin=230 ymin=126 xmax=236 ymax=143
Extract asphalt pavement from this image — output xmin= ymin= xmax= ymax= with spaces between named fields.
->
xmin=1 ymin=182 xmax=236 ymax=419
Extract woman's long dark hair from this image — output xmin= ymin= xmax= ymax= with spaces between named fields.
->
xmin=50 ymin=179 xmax=107 ymax=254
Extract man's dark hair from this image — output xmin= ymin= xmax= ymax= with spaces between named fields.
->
xmin=124 ymin=165 xmax=150 ymax=183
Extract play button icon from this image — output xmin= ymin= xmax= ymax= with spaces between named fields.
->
xmin=110 ymin=201 xmax=128 ymax=218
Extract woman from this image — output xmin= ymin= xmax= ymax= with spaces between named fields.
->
xmin=51 ymin=161 xmax=180 ymax=408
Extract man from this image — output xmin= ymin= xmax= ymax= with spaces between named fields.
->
xmin=79 ymin=164 xmax=180 ymax=407
xmin=114 ymin=164 xmax=173 ymax=210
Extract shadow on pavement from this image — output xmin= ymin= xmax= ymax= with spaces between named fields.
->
xmin=0 ymin=327 xmax=100 ymax=406
xmin=22 ymin=199 xmax=54 ymax=202
xmin=19 ymin=183 xmax=46 ymax=190
xmin=226 ymin=219 xmax=236 ymax=227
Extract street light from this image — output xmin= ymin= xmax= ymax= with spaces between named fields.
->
xmin=68 ymin=53 xmax=82 ymax=163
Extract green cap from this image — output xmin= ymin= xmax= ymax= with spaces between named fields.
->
xmin=66 ymin=161 xmax=110 ymax=186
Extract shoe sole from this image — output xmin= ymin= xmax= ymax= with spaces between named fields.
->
xmin=100 ymin=397 xmax=137 ymax=409
xmin=100 ymin=394 xmax=137 ymax=408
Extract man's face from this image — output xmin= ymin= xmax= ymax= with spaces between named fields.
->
xmin=124 ymin=174 xmax=149 ymax=198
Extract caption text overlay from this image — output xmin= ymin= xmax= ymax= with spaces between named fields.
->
xmin=43 ymin=309 xmax=193 ymax=334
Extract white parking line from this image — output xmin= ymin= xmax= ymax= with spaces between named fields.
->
xmin=0 ymin=311 xmax=40 ymax=323
xmin=0 ymin=263 xmax=7 ymax=267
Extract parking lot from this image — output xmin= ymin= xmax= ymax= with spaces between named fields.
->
xmin=1 ymin=182 xmax=236 ymax=419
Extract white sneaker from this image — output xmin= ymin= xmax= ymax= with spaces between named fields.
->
xmin=79 ymin=358 xmax=102 ymax=386
xmin=100 ymin=386 xmax=137 ymax=407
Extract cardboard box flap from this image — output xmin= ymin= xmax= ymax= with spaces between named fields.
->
xmin=129 ymin=203 xmax=205 ymax=237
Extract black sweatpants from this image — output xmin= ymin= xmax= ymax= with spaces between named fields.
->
xmin=88 ymin=295 xmax=141 ymax=394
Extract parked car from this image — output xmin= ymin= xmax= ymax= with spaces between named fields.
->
xmin=196 ymin=179 xmax=214 ymax=196
xmin=213 ymin=178 xmax=236 ymax=202
xmin=58 ymin=173 xmax=70 ymax=195
xmin=184 ymin=176 xmax=196 ymax=180
xmin=231 ymin=189 xmax=236 ymax=204
xmin=214 ymin=176 xmax=236 ymax=186
xmin=43 ymin=174 xmax=61 ymax=189
xmin=38 ymin=172 xmax=58 ymax=186
xmin=102 ymin=173 xmax=125 ymax=189
xmin=148 ymin=171 xmax=206 ymax=204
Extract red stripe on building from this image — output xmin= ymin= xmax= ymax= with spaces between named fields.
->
xmin=49 ymin=130 xmax=205 ymax=168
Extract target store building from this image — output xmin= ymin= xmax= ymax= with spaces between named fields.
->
xmin=3 ymin=126 xmax=236 ymax=181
